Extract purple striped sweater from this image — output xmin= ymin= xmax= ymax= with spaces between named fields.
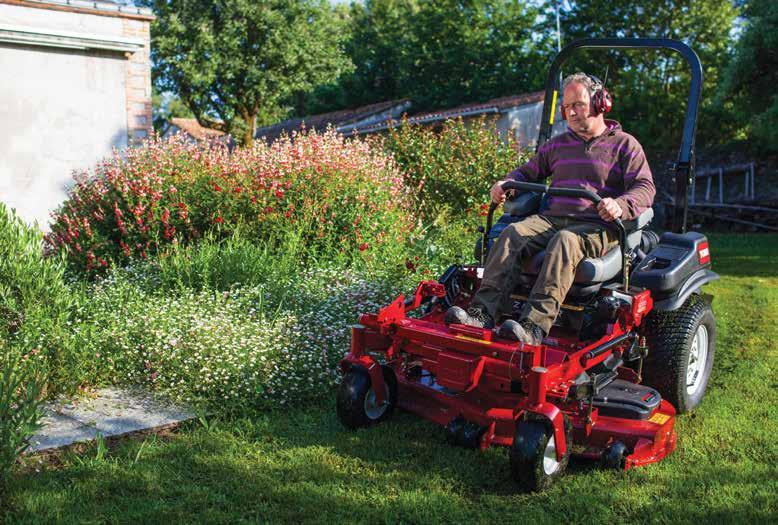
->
xmin=507 ymin=120 xmax=655 ymax=221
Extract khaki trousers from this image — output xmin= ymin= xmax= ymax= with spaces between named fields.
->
xmin=473 ymin=214 xmax=618 ymax=334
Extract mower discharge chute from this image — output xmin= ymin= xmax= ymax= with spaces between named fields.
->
xmin=336 ymin=38 xmax=718 ymax=492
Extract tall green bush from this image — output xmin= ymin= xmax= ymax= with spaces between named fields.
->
xmin=380 ymin=116 xmax=529 ymax=222
xmin=0 ymin=346 xmax=44 ymax=496
xmin=0 ymin=204 xmax=80 ymax=392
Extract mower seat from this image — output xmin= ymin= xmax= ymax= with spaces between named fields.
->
xmin=518 ymin=208 xmax=654 ymax=291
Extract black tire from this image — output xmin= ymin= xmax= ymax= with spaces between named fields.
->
xmin=336 ymin=366 xmax=397 ymax=429
xmin=601 ymin=441 xmax=628 ymax=470
xmin=642 ymin=294 xmax=716 ymax=413
xmin=509 ymin=416 xmax=571 ymax=492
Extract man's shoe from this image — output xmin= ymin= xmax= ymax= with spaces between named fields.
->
xmin=444 ymin=306 xmax=494 ymax=328
xmin=497 ymin=319 xmax=544 ymax=345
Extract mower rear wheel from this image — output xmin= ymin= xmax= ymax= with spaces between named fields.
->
xmin=509 ymin=417 xmax=571 ymax=492
xmin=642 ymin=294 xmax=716 ymax=413
xmin=336 ymin=366 xmax=397 ymax=429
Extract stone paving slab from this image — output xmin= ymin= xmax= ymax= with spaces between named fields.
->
xmin=29 ymin=387 xmax=195 ymax=453
xmin=30 ymin=409 xmax=101 ymax=452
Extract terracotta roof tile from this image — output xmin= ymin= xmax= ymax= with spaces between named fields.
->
xmin=255 ymin=99 xmax=411 ymax=141
xmin=346 ymin=91 xmax=544 ymax=136
xmin=170 ymin=118 xmax=226 ymax=141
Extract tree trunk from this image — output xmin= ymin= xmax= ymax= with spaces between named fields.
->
xmin=242 ymin=110 xmax=257 ymax=147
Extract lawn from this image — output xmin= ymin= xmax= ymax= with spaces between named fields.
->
xmin=2 ymin=233 xmax=776 ymax=524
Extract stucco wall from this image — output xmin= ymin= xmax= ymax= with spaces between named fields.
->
xmin=0 ymin=2 xmax=152 ymax=229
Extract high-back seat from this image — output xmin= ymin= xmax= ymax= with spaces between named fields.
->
xmin=516 ymin=208 xmax=654 ymax=297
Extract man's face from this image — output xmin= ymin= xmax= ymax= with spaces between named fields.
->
xmin=562 ymin=82 xmax=601 ymax=135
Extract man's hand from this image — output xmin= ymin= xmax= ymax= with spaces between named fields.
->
xmin=490 ymin=180 xmax=508 ymax=203
xmin=597 ymin=198 xmax=623 ymax=221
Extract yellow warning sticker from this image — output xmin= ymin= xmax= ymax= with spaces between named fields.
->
xmin=648 ymin=412 xmax=670 ymax=425
xmin=549 ymin=90 xmax=558 ymax=125
xmin=455 ymin=334 xmax=492 ymax=345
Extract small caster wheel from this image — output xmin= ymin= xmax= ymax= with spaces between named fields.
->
xmin=336 ymin=366 xmax=396 ymax=429
xmin=602 ymin=441 xmax=629 ymax=470
xmin=509 ymin=417 xmax=571 ymax=492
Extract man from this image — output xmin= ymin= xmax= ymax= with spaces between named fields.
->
xmin=445 ymin=72 xmax=655 ymax=344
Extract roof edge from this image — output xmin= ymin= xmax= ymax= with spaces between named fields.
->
xmin=0 ymin=0 xmax=155 ymax=21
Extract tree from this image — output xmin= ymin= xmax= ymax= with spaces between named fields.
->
xmin=559 ymin=0 xmax=739 ymax=159
xmin=719 ymin=0 xmax=778 ymax=153
xmin=150 ymin=0 xmax=353 ymax=145
xmin=151 ymin=88 xmax=194 ymax=135
xmin=297 ymin=0 xmax=552 ymax=117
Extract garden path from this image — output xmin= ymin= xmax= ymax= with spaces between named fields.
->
xmin=28 ymin=387 xmax=194 ymax=452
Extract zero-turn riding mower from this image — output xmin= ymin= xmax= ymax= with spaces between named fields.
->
xmin=336 ymin=38 xmax=718 ymax=492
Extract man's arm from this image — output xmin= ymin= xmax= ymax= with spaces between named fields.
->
xmin=491 ymin=150 xmax=551 ymax=203
xmin=506 ymin=150 xmax=551 ymax=183
xmin=613 ymin=141 xmax=656 ymax=220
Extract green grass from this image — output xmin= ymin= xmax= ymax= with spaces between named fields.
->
xmin=2 ymin=233 xmax=777 ymax=524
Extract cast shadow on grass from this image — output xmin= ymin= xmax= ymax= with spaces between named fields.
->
xmin=5 ymin=403 xmax=774 ymax=524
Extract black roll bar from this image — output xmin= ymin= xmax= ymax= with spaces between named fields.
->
xmin=537 ymin=38 xmax=703 ymax=233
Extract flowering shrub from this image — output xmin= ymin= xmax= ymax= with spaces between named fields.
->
xmin=380 ymin=116 xmax=529 ymax=221
xmin=46 ymin=130 xmax=414 ymax=274
xmin=68 ymin=262 xmax=406 ymax=411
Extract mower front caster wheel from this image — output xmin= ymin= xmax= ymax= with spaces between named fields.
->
xmin=602 ymin=441 xmax=629 ymax=470
xmin=510 ymin=417 xmax=571 ymax=492
xmin=336 ymin=366 xmax=397 ymax=429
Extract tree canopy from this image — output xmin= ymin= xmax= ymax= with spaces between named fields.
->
xmin=719 ymin=0 xmax=778 ymax=153
xmin=147 ymin=0 xmax=778 ymax=160
xmin=150 ymin=0 xmax=353 ymax=145
xmin=297 ymin=0 xmax=553 ymax=117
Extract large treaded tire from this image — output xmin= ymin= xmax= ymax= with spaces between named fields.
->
xmin=641 ymin=294 xmax=716 ymax=413
xmin=509 ymin=416 xmax=572 ymax=492
xmin=336 ymin=366 xmax=397 ymax=429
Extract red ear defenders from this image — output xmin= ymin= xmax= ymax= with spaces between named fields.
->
xmin=560 ymin=74 xmax=612 ymax=120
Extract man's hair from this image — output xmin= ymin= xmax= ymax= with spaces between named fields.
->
xmin=562 ymin=72 xmax=601 ymax=98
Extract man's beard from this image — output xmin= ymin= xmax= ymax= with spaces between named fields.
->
xmin=573 ymin=120 xmax=590 ymax=132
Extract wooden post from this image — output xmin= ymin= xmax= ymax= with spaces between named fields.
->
xmin=751 ymin=162 xmax=756 ymax=200
xmin=705 ymin=175 xmax=711 ymax=201
xmin=718 ymin=168 xmax=724 ymax=204
xmin=690 ymin=173 xmax=696 ymax=204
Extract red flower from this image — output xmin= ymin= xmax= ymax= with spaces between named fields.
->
xmin=234 ymin=186 xmax=242 ymax=194
xmin=214 ymin=216 xmax=224 ymax=224
xmin=358 ymin=243 xmax=369 ymax=251
xmin=212 ymin=183 xmax=222 ymax=192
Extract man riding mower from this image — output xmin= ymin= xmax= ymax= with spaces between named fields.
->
xmin=336 ymin=38 xmax=718 ymax=492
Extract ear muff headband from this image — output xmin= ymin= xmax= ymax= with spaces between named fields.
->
xmin=587 ymin=74 xmax=612 ymax=116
